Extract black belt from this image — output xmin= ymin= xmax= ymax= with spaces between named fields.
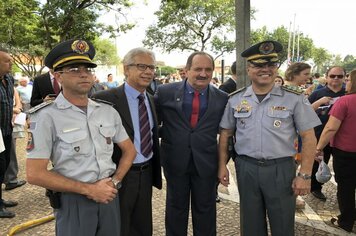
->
xmin=130 ymin=160 xmax=151 ymax=171
xmin=238 ymin=155 xmax=292 ymax=166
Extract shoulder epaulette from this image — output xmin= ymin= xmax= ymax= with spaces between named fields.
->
xmin=91 ymin=98 xmax=114 ymax=106
xmin=228 ymin=87 xmax=246 ymax=97
xmin=27 ymin=100 xmax=54 ymax=114
xmin=281 ymin=85 xmax=304 ymax=95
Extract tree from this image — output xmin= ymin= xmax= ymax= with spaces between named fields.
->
xmin=143 ymin=0 xmax=235 ymax=55
xmin=93 ymin=38 xmax=120 ymax=65
xmin=0 ymin=0 xmax=134 ymax=78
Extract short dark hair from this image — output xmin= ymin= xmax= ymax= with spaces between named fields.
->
xmin=325 ymin=66 xmax=346 ymax=77
xmin=185 ymin=51 xmax=214 ymax=70
xmin=231 ymin=61 xmax=236 ymax=75
xmin=314 ymin=73 xmax=320 ymax=78
xmin=107 ymin=73 xmax=112 ymax=77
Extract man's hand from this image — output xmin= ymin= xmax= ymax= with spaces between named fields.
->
xmin=292 ymin=177 xmax=311 ymax=196
xmin=86 ymin=178 xmax=118 ymax=204
xmin=218 ymin=166 xmax=230 ymax=187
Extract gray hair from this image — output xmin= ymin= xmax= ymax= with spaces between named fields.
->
xmin=123 ymin=47 xmax=156 ymax=65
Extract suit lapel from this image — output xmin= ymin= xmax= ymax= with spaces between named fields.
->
xmin=174 ymin=82 xmax=191 ymax=127
xmin=197 ymin=85 xmax=216 ymax=126
xmin=116 ymin=84 xmax=134 ymax=132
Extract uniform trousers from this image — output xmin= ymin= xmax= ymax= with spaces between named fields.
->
xmin=120 ymin=161 xmax=153 ymax=236
xmin=0 ymin=134 xmax=12 ymax=205
xmin=55 ymin=192 xmax=120 ymax=236
xmin=165 ymin=159 xmax=216 ymax=236
xmin=332 ymin=148 xmax=356 ymax=232
xmin=235 ymin=155 xmax=296 ymax=236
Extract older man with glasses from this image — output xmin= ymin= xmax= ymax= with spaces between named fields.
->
xmin=308 ymin=66 xmax=346 ymax=201
xmin=92 ymin=47 xmax=162 ymax=236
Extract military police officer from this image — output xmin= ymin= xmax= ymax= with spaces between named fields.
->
xmin=218 ymin=41 xmax=321 ymax=236
xmin=26 ymin=39 xmax=136 ymax=236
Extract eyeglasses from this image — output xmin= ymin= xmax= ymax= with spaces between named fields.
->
xmin=128 ymin=64 xmax=156 ymax=71
xmin=57 ymin=67 xmax=95 ymax=75
xmin=249 ymin=61 xmax=280 ymax=68
xmin=328 ymin=74 xmax=344 ymax=79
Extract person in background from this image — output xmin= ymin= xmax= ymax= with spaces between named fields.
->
xmin=274 ymin=75 xmax=284 ymax=87
xmin=219 ymin=41 xmax=320 ymax=236
xmin=16 ymin=77 xmax=32 ymax=112
xmin=155 ymin=51 xmax=228 ymax=236
xmin=0 ymin=46 xmax=17 ymax=218
xmin=219 ymin=61 xmax=238 ymax=93
xmin=283 ymin=62 xmax=312 ymax=209
xmin=30 ymin=70 xmax=59 ymax=107
xmin=316 ymin=69 xmax=356 ymax=233
xmin=102 ymin=73 xmax=119 ymax=89
xmin=308 ymin=66 xmax=346 ymax=201
xmin=88 ymin=75 xmax=105 ymax=97
xmin=4 ymin=89 xmax=27 ymax=191
xmin=26 ymin=39 xmax=136 ymax=235
xmin=92 ymin=47 xmax=162 ymax=236
xmin=178 ymin=68 xmax=187 ymax=80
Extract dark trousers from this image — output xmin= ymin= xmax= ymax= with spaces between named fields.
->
xmin=119 ymin=162 xmax=153 ymax=236
xmin=332 ymin=148 xmax=356 ymax=231
xmin=165 ymin=160 xmax=217 ymax=236
xmin=0 ymin=134 xmax=12 ymax=205
xmin=311 ymin=143 xmax=332 ymax=191
xmin=4 ymin=137 xmax=19 ymax=184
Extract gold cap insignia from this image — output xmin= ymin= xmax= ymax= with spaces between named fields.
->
xmin=259 ymin=42 xmax=274 ymax=55
xmin=71 ymin=40 xmax=89 ymax=54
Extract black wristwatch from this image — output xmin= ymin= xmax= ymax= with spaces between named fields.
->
xmin=297 ymin=172 xmax=312 ymax=180
xmin=112 ymin=179 xmax=122 ymax=190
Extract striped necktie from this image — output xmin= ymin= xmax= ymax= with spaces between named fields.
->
xmin=138 ymin=93 xmax=152 ymax=157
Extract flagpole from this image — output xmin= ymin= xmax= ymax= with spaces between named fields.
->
xmin=291 ymin=14 xmax=296 ymax=63
xmin=296 ymin=26 xmax=300 ymax=62
xmin=287 ymin=21 xmax=292 ymax=65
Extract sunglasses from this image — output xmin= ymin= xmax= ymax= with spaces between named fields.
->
xmin=328 ymin=74 xmax=344 ymax=79
xmin=249 ymin=61 xmax=280 ymax=68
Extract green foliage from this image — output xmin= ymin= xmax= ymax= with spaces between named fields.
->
xmin=0 ymin=0 xmax=134 ymax=77
xmin=143 ymin=0 xmax=235 ymax=53
xmin=93 ymin=38 xmax=120 ymax=65
xmin=159 ymin=65 xmax=176 ymax=76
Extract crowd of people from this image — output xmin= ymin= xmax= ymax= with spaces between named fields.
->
xmin=0 ymin=38 xmax=355 ymax=236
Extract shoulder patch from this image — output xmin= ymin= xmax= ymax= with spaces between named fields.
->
xmin=281 ymin=85 xmax=304 ymax=95
xmin=228 ymin=87 xmax=246 ymax=97
xmin=91 ymin=98 xmax=114 ymax=106
xmin=27 ymin=100 xmax=54 ymax=114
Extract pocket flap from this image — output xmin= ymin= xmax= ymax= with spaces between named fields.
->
xmin=99 ymin=126 xmax=116 ymax=138
xmin=58 ymin=130 xmax=87 ymax=143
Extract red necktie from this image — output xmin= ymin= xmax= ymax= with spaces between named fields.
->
xmin=53 ymin=77 xmax=60 ymax=95
xmin=190 ymin=91 xmax=200 ymax=128
xmin=138 ymin=94 xmax=152 ymax=157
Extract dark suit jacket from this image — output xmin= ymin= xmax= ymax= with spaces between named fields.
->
xmin=30 ymin=72 xmax=55 ymax=107
xmin=219 ymin=77 xmax=237 ymax=94
xmin=92 ymin=84 xmax=162 ymax=189
xmin=155 ymin=81 xmax=228 ymax=177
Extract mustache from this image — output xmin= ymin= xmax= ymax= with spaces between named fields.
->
xmin=196 ymin=76 xmax=208 ymax=80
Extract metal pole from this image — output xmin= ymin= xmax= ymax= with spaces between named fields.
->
xmin=221 ymin=57 xmax=225 ymax=83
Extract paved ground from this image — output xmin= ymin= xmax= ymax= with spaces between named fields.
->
xmin=1 ymin=137 xmax=355 ymax=236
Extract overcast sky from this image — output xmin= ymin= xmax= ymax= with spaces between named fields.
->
xmin=109 ymin=0 xmax=355 ymax=67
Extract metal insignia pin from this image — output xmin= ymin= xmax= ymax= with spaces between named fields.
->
xmin=176 ymin=98 xmax=181 ymax=102
xmin=74 ymin=146 xmax=80 ymax=152
xmin=273 ymin=120 xmax=282 ymax=128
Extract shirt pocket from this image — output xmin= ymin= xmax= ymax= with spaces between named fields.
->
xmin=98 ymin=125 xmax=116 ymax=153
xmin=234 ymin=110 xmax=252 ymax=128
xmin=57 ymin=130 xmax=90 ymax=156
xmin=267 ymin=109 xmax=291 ymax=128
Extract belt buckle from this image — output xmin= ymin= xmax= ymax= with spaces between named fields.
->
xmin=257 ymin=158 xmax=266 ymax=166
xmin=140 ymin=162 xmax=149 ymax=171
